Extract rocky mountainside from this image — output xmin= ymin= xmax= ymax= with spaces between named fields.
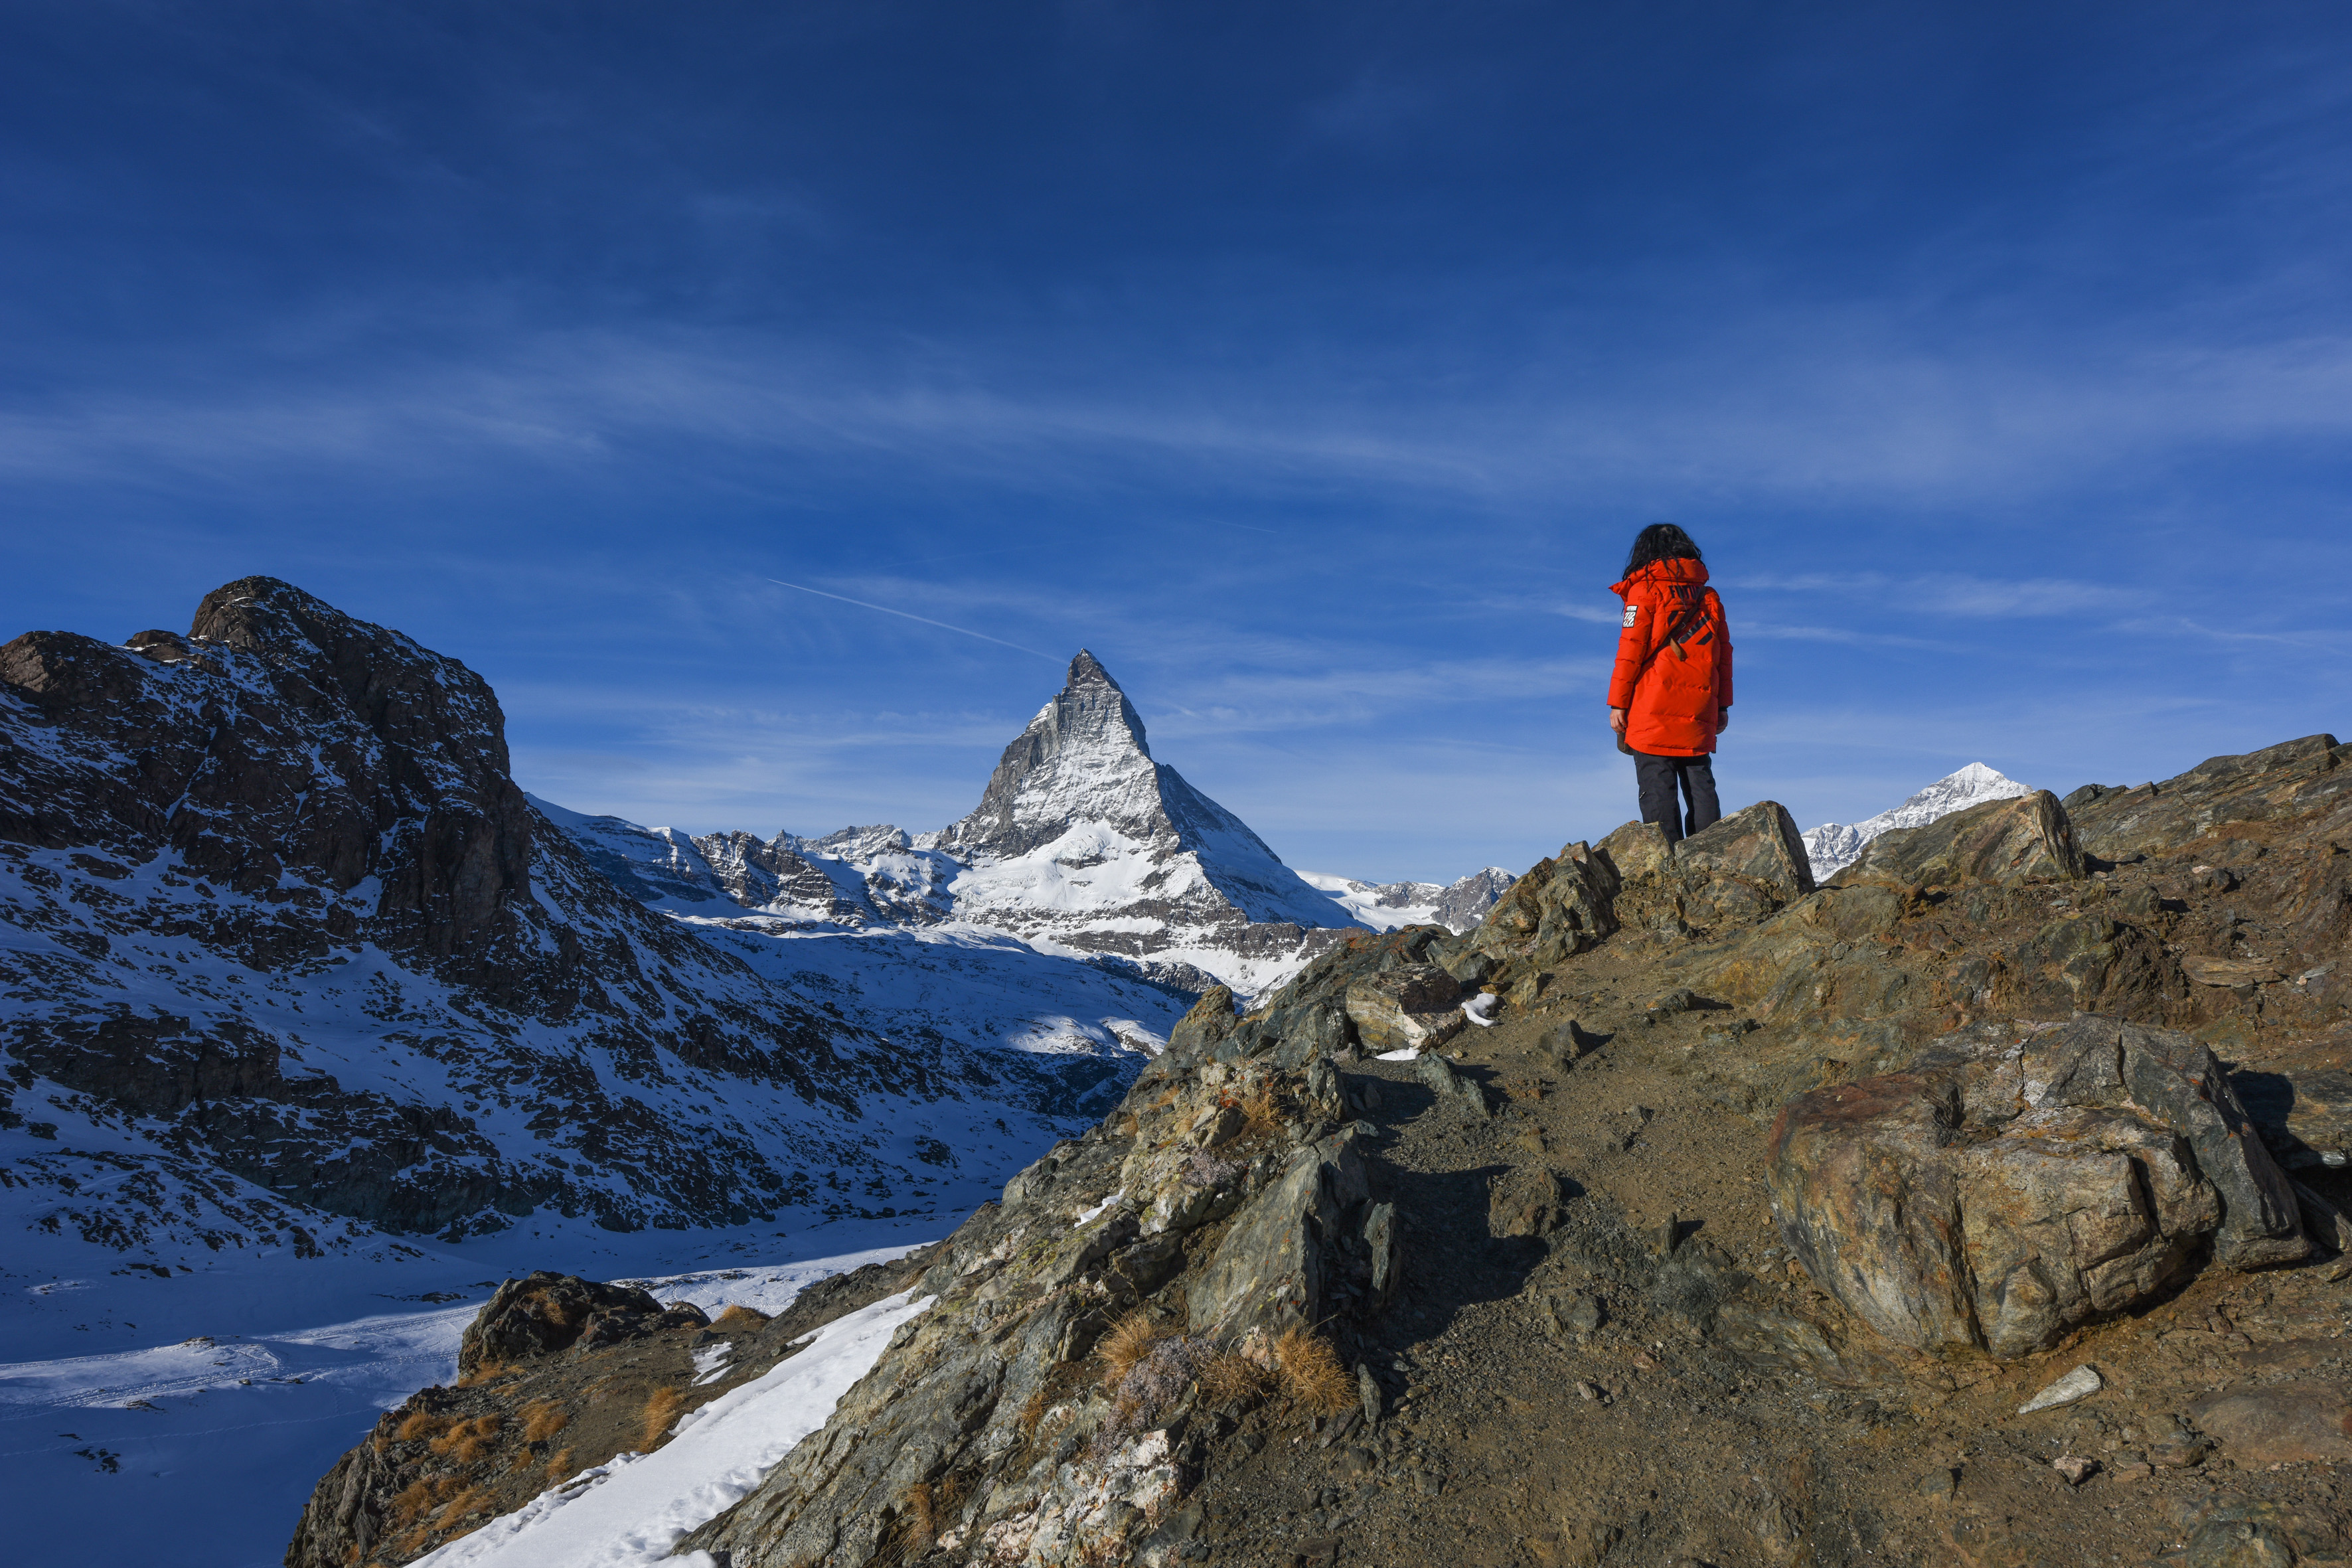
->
xmin=1803 ymin=760 xmax=2033 ymax=880
xmin=303 ymin=731 xmax=2352 ymax=1568
xmin=537 ymin=652 xmax=1491 ymax=1000
xmin=0 ymin=580 xmax=1178 ymax=1268
xmin=1297 ymin=867 xmax=1516 ymax=934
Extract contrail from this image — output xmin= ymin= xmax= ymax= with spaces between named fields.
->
xmin=765 ymin=579 xmax=1057 ymax=660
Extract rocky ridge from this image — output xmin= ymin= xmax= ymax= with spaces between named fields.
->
xmin=321 ymin=731 xmax=2352 ymax=1567
xmin=0 ymin=581 xmax=1176 ymax=1263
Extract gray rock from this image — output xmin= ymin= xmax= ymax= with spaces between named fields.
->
xmin=1415 ymin=1052 xmax=1489 ymax=1120
xmin=1768 ymin=1014 xmax=2309 ymax=1360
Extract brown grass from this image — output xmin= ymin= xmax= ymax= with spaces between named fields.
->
xmin=429 ymin=1413 xmax=503 ymax=1465
xmin=1016 ymin=1387 xmax=1052 ymax=1442
xmin=640 ymin=1385 xmax=684 ymax=1449
xmin=386 ymin=1478 xmax=439 ymax=1529
xmin=519 ymin=1399 xmax=570 ymax=1443
xmin=436 ymin=1484 xmax=494 ymax=1528
xmin=905 ymin=1480 xmax=937 ymax=1544
xmin=712 ymin=1303 xmax=771 ymax=1330
xmin=1231 ymin=1083 xmax=1283 ymax=1144
xmin=1198 ymin=1350 xmax=1273 ymax=1405
xmin=455 ymin=1359 xmax=516 ymax=1387
xmin=394 ymin=1409 xmax=452 ymax=1444
xmin=544 ymin=1447 xmax=576 ymax=1482
xmin=1273 ymin=1328 xmax=1355 ymax=1415
xmin=1095 ymin=1312 xmax=1162 ymax=1387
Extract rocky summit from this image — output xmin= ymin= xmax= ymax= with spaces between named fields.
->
xmin=299 ymin=729 xmax=2352 ymax=1567
xmin=0 ymin=580 xmax=1171 ymax=1261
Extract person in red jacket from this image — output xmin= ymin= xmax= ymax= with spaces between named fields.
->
xmin=1607 ymin=523 xmax=1733 ymax=845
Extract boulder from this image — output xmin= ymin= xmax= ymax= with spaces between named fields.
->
xmin=1345 ymin=965 xmax=1465 ymax=1054
xmin=1673 ymin=801 xmax=1817 ymax=926
xmin=1167 ymin=984 xmax=1240 ymax=1055
xmin=2069 ymin=734 xmax=2347 ymax=862
xmin=1834 ymin=790 xmax=2082 ymax=888
xmin=1767 ymin=1016 xmax=2309 ymax=1360
xmin=1415 ymin=1051 xmax=1490 ymax=1119
xmin=1468 ymin=842 xmax=1619 ymax=965
xmin=1184 ymin=1127 xmax=1372 ymax=1340
xmin=457 ymin=1271 xmax=701 ymax=1375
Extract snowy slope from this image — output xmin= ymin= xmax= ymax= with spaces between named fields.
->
xmin=1801 ymin=763 xmax=2035 ymax=879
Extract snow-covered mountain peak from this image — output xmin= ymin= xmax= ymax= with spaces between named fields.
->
xmin=1802 ymin=763 xmax=2035 ymax=879
xmin=940 ymin=649 xmax=1160 ymax=860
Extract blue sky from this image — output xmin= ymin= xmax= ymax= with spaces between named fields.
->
xmin=5 ymin=2 xmax=2349 ymax=883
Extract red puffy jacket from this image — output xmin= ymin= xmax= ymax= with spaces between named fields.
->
xmin=1607 ymin=557 xmax=1733 ymax=757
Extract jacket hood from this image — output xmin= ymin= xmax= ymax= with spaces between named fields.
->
xmin=1609 ymin=556 xmax=1711 ymax=596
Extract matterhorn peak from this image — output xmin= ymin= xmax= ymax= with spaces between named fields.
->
xmin=938 ymin=651 xmax=1159 ymax=858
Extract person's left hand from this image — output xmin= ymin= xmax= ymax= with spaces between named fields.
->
xmin=1608 ymin=706 xmax=1628 ymax=736
xmin=1716 ymin=708 xmax=1731 ymax=732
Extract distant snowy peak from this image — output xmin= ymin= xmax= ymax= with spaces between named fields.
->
xmin=1802 ymin=762 xmax=2034 ymax=879
xmin=1300 ymin=867 xmax=1518 ymax=934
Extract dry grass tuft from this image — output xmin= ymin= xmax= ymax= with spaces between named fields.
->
xmin=1274 ymin=1328 xmax=1356 ymax=1415
xmin=544 ymin=1447 xmax=576 ymax=1482
xmin=1231 ymin=1083 xmax=1284 ymax=1144
xmin=455 ymin=1358 xmax=516 ymax=1387
xmin=712 ymin=1303 xmax=771 ymax=1330
xmin=394 ymin=1409 xmax=452 ymax=1444
xmin=905 ymin=1480 xmax=937 ymax=1544
xmin=520 ymin=1399 xmax=570 ymax=1443
xmin=429 ymin=1413 xmax=503 ymax=1464
xmin=386 ymin=1478 xmax=439 ymax=1529
xmin=640 ymin=1385 xmax=684 ymax=1450
xmin=1198 ymin=1350 xmax=1273 ymax=1405
xmin=436 ymin=1484 xmax=493 ymax=1528
xmin=1095 ymin=1312 xmax=1163 ymax=1388
xmin=1016 ymin=1387 xmax=1052 ymax=1443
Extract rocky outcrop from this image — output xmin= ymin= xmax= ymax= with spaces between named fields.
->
xmin=1768 ymin=1016 xmax=2308 ymax=1360
xmin=1831 ymin=789 xmax=2083 ymax=889
xmin=674 ymin=933 xmax=1431 ymax=1568
xmin=1470 ymin=801 xmax=1814 ymax=967
xmin=457 ymin=1272 xmax=708 ymax=1374
xmin=2065 ymin=734 xmax=2348 ymax=862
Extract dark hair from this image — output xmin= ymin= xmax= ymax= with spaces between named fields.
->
xmin=1623 ymin=522 xmax=1703 ymax=579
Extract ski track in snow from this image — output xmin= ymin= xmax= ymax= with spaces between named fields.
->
xmin=0 ymin=1233 xmax=929 ymax=1568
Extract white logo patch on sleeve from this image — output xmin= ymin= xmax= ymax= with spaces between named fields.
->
xmin=1622 ymin=606 xmax=1638 ymax=627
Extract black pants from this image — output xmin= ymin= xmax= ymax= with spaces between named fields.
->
xmin=1634 ymin=751 xmax=1721 ymax=846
